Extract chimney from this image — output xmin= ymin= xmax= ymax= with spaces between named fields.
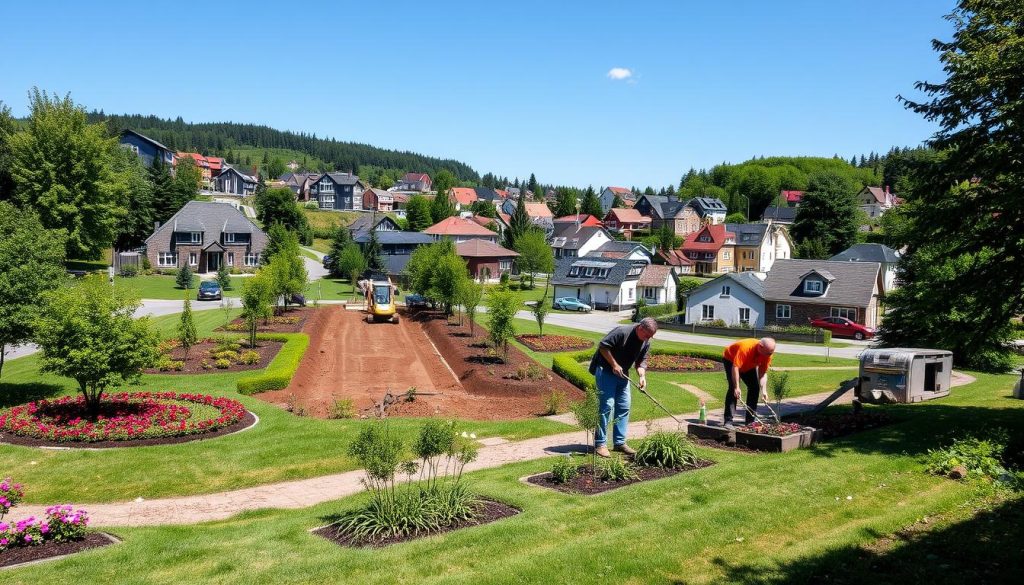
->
xmin=154 ymin=221 xmax=160 ymax=232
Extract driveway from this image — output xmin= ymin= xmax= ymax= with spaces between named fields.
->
xmin=520 ymin=309 xmax=869 ymax=360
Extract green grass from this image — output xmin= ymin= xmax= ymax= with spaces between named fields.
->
xmin=5 ymin=373 xmax=1020 ymax=584
xmin=301 ymin=208 xmax=360 ymax=233
xmin=115 ymin=274 xmax=243 ymax=300
xmin=299 ymin=248 xmax=320 ymax=261
xmin=310 ymin=238 xmax=332 ymax=254
xmin=232 ymin=147 xmax=330 ymax=173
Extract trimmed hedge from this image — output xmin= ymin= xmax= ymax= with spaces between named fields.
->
xmin=236 ymin=333 xmax=310 ymax=395
xmin=551 ymin=347 xmax=724 ymax=392
xmin=635 ymin=302 xmax=680 ymax=321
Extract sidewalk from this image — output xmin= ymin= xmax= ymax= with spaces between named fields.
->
xmin=12 ymin=388 xmax=857 ymax=527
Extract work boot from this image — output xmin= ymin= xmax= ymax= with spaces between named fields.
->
xmin=613 ymin=444 xmax=636 ymax=456
xmin=595 ymin=445 xmax=611 ymax=458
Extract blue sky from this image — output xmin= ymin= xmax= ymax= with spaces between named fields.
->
xmin=0 ymin=1 xmax=955 ymax=187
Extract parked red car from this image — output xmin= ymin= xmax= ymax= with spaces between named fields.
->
xmin=808 ymin=316 xmax=876 ymax=340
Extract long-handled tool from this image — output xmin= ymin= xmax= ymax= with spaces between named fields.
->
xmin=626 ymin=376 xmax=682 ymax=425
xmin=735 ymin=396 xmax=768 ymax=425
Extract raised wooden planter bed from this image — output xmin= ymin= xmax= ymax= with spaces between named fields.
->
xmin=686 ymin=422 xmax=734 ymax=443
xmin=733 ymin=427 xmax=821 ymax=452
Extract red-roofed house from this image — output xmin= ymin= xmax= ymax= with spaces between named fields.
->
xmin=456 ymin=239 xmax=519 ymax=282
xmin=175 ymin=152 xmax=212 ymax=185
xmin=395 ymin=172 xmax=431 ymax=192
xmin=637 ymin=264 xmax=678 ymax=306
xmin=424 ymin=216 xmax=499 ymax=243
xmin=554 ymin=214 xmax=604 ymax=228
xmin=600 ymin=186 xmax=637 ymax=213
xmin=682 ymin=224 xmax=736 ymax=275
xmin=657 ymin=248 xmax=695 ymax=275
xmin=603 ymin=208 xmax=652 ymax=239
xmin=449 ymin=187 xmax=478 ymax=210
xmin=780 ymin=190 xmax=804 ymax=207
xmin=206 ymin=156 xmax=224 ymax=176
xmin=857 ymin=185 xmax=899 ymax=218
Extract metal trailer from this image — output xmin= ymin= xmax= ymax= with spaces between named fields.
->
xmin=857 ymin=348 xmax=953 ymax=404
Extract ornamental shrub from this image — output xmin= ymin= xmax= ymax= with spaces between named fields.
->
xmin=236 ymin=333 xmax=309 ymax=395
xmin=550 ymin=456 xmax=579 ymax=484
xmin=239 ymin=350 xmax=260 ymax=365
xmin=596 ymin=454 xmax=638 ymax=482
xmin=214 ymin=358 xmax=231 ymax=369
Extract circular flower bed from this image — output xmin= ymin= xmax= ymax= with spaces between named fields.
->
xmin=516 ymin=335 xmax=593 ymax=352
xmin=645 ymin=354 xmax=723 ymax=372
xmin=0 ymin=392 xmax=246 ymax=443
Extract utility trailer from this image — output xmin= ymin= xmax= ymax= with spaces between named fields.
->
xmin=856 ymin=348 xmax=953 ymax=404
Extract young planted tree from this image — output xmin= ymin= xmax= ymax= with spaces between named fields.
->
xmin=514 ymin=228 xmax=554 ymax=289
xmin=0 ymin=202 xmax=67 ymax=378
xmin=327 ymin=224 xmax=349 ymax=276
xmin=486 ymin=286 xmax=519 ymax=362
xmin=459 ymin=279 xmax=483 ymax=336
xmin=241 ymin=270 xmax=273 ymax=348
xmin=216 ymin=262 xmax=231 ymax=291
xmin=178 ymin=295 xmax=198 ymax=360
xmin=9 ymin=89 xmax=130 ymax=259
xmin=337 ymin=242 xmax=367 ymax=284
xmin=429 ymin=252 xmax=471 ymax=317
xmin=532 ymin=288 xmax=550 ymax=337
xmin=175 ymin=263 xmax=194 ymax=289
xmin=769 ymin=371 xmax=791 ymax=421
xmin=34 ymin=275 xmax=159 ymax=418
xmin=570 ymin=388 xmax=601 ymax=470
xmin=267 ymin=248 xmax=307 ymax=313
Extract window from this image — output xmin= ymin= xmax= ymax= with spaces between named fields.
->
xmin=319 ymin=178 xmax=333 ymax=192
xmin=190 ymin=232 xmax=201 ymax=244
xmin=319 ymin=195 xmax=334 ymax=209
xmin=830 ymin=307 xmax=857 ymax=321
xmin=776 ymin=304 xmax=791 ymax=319
xmin=738 ymin=307 xmax=750 ymax=324
xmin=628 ymin=288 xmax=634 ymax=300
xmin=699 ymin=235 xmax=711 ymax=242
xmin=188 ymin=252 xmax=198 ymax=266
xmin=702 ymin=304 xmax=715 ymax=320
xmin=596 ymin=268 xmax=608 ymax=278
xmin=568 ymin=267 xmax=580 ymax=277
xmin=227 ymin=252 xmax=234 ymax=266
xmin=499 ymin=259 xmax=512 ymax=271
xmin=804 ymin=279 xmax=823 ymax=294
xmin=584 ymin=267 xmax=595 ymax=277
xmin=723 ymin=251 xmax=731 ymax=260
xmin=628 ymin=266 xmax=643 ymax=276
xmin=225 ymin=233 xmax=236 ymax=243
xmin=157 ymin=252 xmax=177 ymax=267
xmin=721 ymin=285 xmax=731 ymax=297
xmin=644 ymin=287 xmax=656 ymax=300
xmin=245 ymin=252 xmax=260 ymax=266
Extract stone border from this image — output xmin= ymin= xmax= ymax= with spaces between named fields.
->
xmin=0 ymin=532 xmax=121 ymax=571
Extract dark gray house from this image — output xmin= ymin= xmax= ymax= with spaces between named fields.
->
xmin=348 ymin=214 xmax=400 ymax=238
xmin=310 ymin=173 xmax=367 ymax=211
xmin=353 ymin=230 xmax=433 ymax=276
xmin=829 ymin=243 xmax=901 ymax=294
xmin=119 ymin=129 xmax=175 ymax=168
xmin=216 ymin=166 xmax=259 ymax=196
xmin=145 ymin=201 xmax=268 ymax=273
xmin=761 ymin=205 xmax=799 ymax=225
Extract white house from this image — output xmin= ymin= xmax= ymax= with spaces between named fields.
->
xmin=857 ymin=186 xmax=899 ymax=218
xmin=551 ymin=257 xmax=649 ymax=311
xmin=684 ymin=272 xmax=767 ymax=327
xmin=637 ymin=264 xmax=678 ymax=306
xmin=550 ymin=224 xmax=612 ymax=260
xmin=599 ymin=186 xmax=636 ymax=214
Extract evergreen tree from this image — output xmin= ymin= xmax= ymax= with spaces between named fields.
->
xmin=176 ymin=263 xmax=194 ymax=289
xmin=327 ymin=224 xmax=349 ymax=276
xmin=527 ymin=173 xmax=539 ymax=199
xmin=429 ymin=188 xmax=456 ymax=224
xmin=406 ymin=194 xmax=433 ymax=231
xmin=111 ymin=146 xmax=155 ymax=250
xmin=148 ymin=159 xmax=178 ymax=223
xmin=580 ymin=186 xmax=602 ymax=218
xmin=504 ymin=192 xmax=531 ymax=250
xmin=881 ymin=0 xmax=1024 ymax=371
xmin=364 ymin=229 xmax=385 ymax=272
xmin=554 ymin=187 xmax=578 ymax=217
xmin=216 ymin=262 xmax=231 ymax=291
xmin=789 ymin=171 xmax=858 ymax=257
xmin=178 ymin=296 xmax=198 ymax=360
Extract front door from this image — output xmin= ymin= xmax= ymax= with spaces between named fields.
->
xmin=207 ymin=252 xmax=220 ymax=272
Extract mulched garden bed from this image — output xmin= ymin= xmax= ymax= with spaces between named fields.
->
xmin=645 ymin=354 xmax=723 ymax=372
xmin=0 ymin=408 xmax=256 ymax=449
xmin=312 ymin=499 xmax=519 ymax=548
xmin=783 ymin=410 xmax=895 ymax=440
xmin=0 ymin=532 xmax=117 ymax=569
xmin=516 ymin=334 xmax=593 ymax=353
xmin=216 ymin=307 xmax=316 ymax=334
xmin=146 ymin=338 xmax=284 ymax=375
xmin=526 ymin=460 xmax=715 ymax=495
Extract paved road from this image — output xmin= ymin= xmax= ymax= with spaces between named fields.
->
xmin=518 ymin=309 xmax=872 ymax=360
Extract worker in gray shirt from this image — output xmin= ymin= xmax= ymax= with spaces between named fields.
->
xmin=588 ymin=317 xmax=657 ymax=457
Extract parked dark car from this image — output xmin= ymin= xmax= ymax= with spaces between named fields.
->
xmin=808 ymin=316 xmax=875 ymax=340
xmin=405 ymin=294 xmax=428 ymax=309
xmin=321 ymin=255 xmax=332 ymax=270
xmin=197 ymin=281 xmax=222 ymax=301
xmin=288 ymin=293 xmax=307 ymax=307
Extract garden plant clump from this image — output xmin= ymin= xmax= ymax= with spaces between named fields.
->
xmin=0 ymin=392 xmax=247 ymax=443
xmin=515 ymin=334 xmax=594 ymax=353
xmin=319 ymin=420 xmax=518 ymax=547
xmin=0 ymin=478 xmax=98 ymax=567
xmin=925 ymin=429 xmax=1024 ymax=491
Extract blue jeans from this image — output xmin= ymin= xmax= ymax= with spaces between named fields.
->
xmin=594 ymin=367 xmax=631 ymax=447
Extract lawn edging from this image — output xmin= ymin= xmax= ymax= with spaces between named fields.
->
xmin=236 ymin=333 xmax=310 ymax=395
xmin=551 ymin=347 xmax=724 ymax=393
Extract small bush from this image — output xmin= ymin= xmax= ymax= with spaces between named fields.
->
xmin=550 ymin=456 xmax=579 ymax=484
xmin=214 ymin=358 xmax=231 ymax=369
xmin=543 ymin=390 xmax=567 ymax=415
xmin=596 ymin=454 xmax=638 ymax=482
xmin=926 ymin=429 xmax=1023 ymax=490
xmin=239 ymin=350 xmax=261 ymax=365
xmin=120 ymin=264 xmax=139 ymax=277
xmin=509 ymin=363 xmax=545 ymax=381
xmin=212 ymin=350 xmax=240 ymax=361
xmin=329 ymin=398 xmax=356 ymax=419
xmin=201 ymin=360 xmax=212 ymax=370
xmin=552 ymin=350 xmax=596 ymax=392
xmin=634 ymin=432 xmax=700 ymax=469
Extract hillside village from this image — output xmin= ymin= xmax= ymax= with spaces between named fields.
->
xmin=0 ymin=2 xmax=1022 ymax=583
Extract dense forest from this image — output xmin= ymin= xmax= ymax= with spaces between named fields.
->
xmin=84 ymin=112 xmax=481 ymax=182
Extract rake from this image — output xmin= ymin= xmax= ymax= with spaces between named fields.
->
xmin=626 ymin=376 xmax=683 ymax=426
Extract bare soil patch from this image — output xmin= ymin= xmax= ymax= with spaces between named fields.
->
xmin=526 ymin=460 xmax=715 ymax=495
xmin=516 ymin=334 xmax=593 ymax=353
xmin=312 ymin=499 xmax=519 ymax=548
xmin=216 ymin=307 xmax=316 ymax=333
xmin=0 ymin=532 xmax=117 ymax=569
xmin=146 ymin=339 xmax=283 ymax=375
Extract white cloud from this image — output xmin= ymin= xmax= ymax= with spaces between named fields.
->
xmin=606 ymin=67 xmax=633 ymax=81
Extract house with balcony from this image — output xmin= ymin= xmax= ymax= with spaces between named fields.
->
xmin=394 ymin=172 xmax=432 ymax=192
xmin=144 ymin=201 xmax=268 ymax=273
xmin=681 ymin=224 xmax=736 ymax=275
xmin=364 ymin=188 xmax=395 ymax=212
xmin=603 ymin=208 xmax=652 ymax=239
xmin=857 ymin=185 xmax=900 ymax=218
xmin=310 ymin=172 xmax=367 ymax=211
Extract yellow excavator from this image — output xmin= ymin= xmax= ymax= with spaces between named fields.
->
xmin=365 ymin=273 xmax=400 ymax=324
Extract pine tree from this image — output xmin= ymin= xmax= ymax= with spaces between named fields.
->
xmin=527 ymin=173 xmax=539 ymax=199
xmin=580 ymin=186 xmax=602 ymax=218
xmin=504 ymin=192 xmax=531 ymax=250
xmin=364 ymin=229 xmax=385 ymax=272
xmin=176 ymin=263 xmax=194 ymax=289
xmin=790 ymin=171 xmax=858 ymax=256
xmin=178 ymin=296 xmax=198 ymax=359
xmin=327 ymin=224 xmax=349 ymax=276
xmin=429 ymin=189 xmax=456 ymax=224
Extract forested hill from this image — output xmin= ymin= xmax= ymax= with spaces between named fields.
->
xmin=85 ymin=112 xmax=480 ymax=182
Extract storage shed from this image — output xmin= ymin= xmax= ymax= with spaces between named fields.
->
xmin=857 ymin=348 xmax=953 ymax=404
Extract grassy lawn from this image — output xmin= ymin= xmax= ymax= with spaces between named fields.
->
xmin=310 ymin=237 xmax=332 ymax=254
xmin=5 ymin=372 xmax=1020 ymax=584
xmin=114 ymin=274 xmax=244 ymax=300
xmin=301 ymin=208 xmax=360 ymax=233
xmin=231 ymin=147 xmax=330 ymax=172
xmin=299 ymin=247 xmax=320 ymax=261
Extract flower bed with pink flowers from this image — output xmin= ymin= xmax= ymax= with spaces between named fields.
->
xmin=0 ymin=392 xmax=247 ymax=444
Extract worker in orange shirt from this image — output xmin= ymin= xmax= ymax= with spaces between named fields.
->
xmin=722 ymin=337 xmax=776 ymax=428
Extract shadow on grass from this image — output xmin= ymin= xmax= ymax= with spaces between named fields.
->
xmin=710 ymin=496 xmax=1024 ymax=585
xmin=0 ymin=381 xmax=66 ymax=408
